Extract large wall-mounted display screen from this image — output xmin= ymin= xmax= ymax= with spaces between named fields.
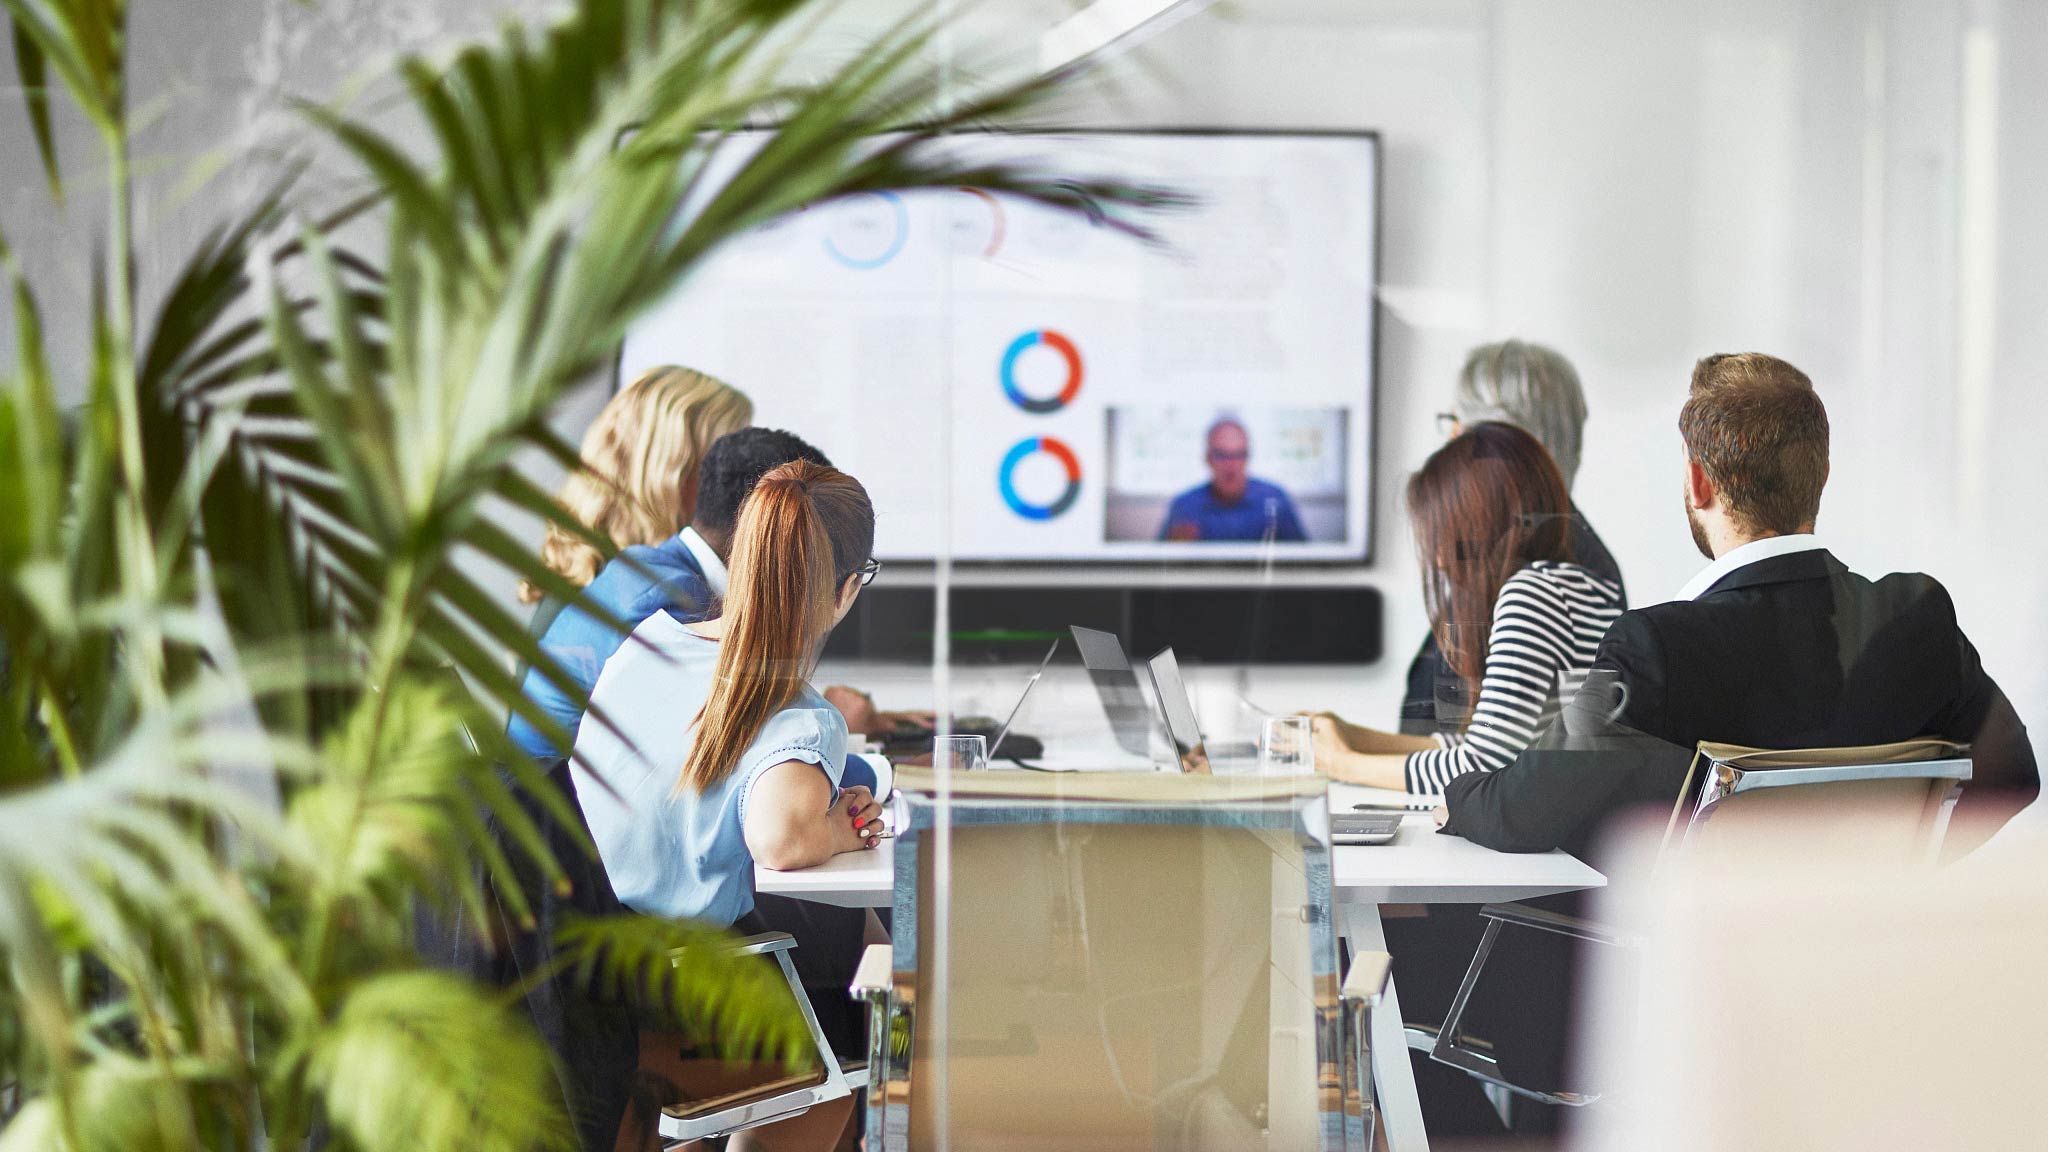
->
xmin=618 ymin=130 xmax=1379 ymax=562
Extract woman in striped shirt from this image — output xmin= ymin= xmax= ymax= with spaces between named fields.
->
xmin=1311 ymin=422 xmax=1624 ymax=794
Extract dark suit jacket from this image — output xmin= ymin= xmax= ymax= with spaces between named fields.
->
xmin=1442 ymin=548 xmax=2039 ymax=857
xmin=1399 ymin=505 xmax=1626 ymax=734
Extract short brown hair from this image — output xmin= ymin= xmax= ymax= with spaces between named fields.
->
xmin=1679 ymin=353 xmax=1830 ymax=535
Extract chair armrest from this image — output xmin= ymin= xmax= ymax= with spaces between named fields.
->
xmin=727 ymin=931 xmax=798 ymax=957
xmin=658 ymin=929 xmax=863 ymax=1144
xmin=851 ymin=945 xmax=898 ymax=1148
xmin=1342 ymin=949 xmax=1392 ymax=1005
xmin=666 ymin=931 xmax=797 ymax=970
xmin=850 ymin=943 xmax=893 ymax=997
xmin=1478 ymin=902 xmax=1639 ymax=948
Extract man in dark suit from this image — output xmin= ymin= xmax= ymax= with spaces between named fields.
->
xmin=1406 ymin=353 xmax=2038 ymax=1139
xmin=1442 ymin=352 xmax=2039 ymax=857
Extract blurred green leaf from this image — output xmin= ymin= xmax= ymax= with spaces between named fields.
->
xmin=556 ymin=913 xmax=815 ymax=1068
xmin=9 ymin=16 xmax=58 ymax=198
xmin=0 ymin=0 xmax=128 ymax=136
xmin=0 ymin=1 xmax=1179 ymax=1146
xmin=308 ymin=971 xmax=574 ymax=1152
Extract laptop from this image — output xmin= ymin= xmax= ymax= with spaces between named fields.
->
xmin=986 ymin=640 xmax=1060 ymax=762
xmin=976 ymin=625 xmax=1160 ymax=772
xmin=1145 ymin=647 xmax=1259 ymax=770
xmin=1068 ymin=625 xmax=1166 ymax=760
xmin=1008 ymin=628 xmax=1291 ymax=776
xmin=930 ymin=637 xmax=1142 ymax=772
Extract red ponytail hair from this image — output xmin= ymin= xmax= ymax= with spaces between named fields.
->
xmin=678 ymin=462 xmax=874 ymax=793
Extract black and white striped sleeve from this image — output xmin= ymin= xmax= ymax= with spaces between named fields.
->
xmin=1403 ymin=568 xmax=1580 ymax=795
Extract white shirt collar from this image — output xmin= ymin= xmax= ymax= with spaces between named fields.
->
xmin=677 ymin=526 xmax=729 ymax=599
xmin=1675 ymin=533 xmax=1825 ymax=601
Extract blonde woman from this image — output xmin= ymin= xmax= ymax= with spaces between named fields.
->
xmin=518 ymin=365 xmax=752 ymax=604
xmin=509 ymin=367 xmax=749 ymax=760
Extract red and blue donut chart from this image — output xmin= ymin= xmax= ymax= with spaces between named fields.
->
xmin=999 ymin=328 xmax=1084 ymax=414
xmin=998 ymin=436 xmax=1082 ymax=521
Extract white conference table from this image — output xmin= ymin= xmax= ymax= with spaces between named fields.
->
xmin=756 ymin=779 xmax=1605 ymax=1151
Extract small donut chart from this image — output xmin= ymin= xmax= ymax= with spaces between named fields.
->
xmin=1000 ymin=329 xmax=1084 ymax=414
xmin=823 ymin=191 xmax=910 ymax=270
xmin=998 ymin=436 xmax=1083 ymax=521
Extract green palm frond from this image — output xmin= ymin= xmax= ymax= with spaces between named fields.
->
xmin=302 ymin=971 xmax=573 ymax=1152
xmin=3 ymin=0 xmax=128 ymax=183
xmin=207 ymin=0 xmax=1186 ymax=744
xmin=0 ymin=1055 xmax=226 ymax=1152
xmin=1 ymin=229 xmax=97 ymax=783
xmin=0 ymin=684 xmax=322 ymax=1144
xmin=0 ymin=0 xmax=1180 ymax=1145
xmin=555 ymin=913 xmax=814 ymax=1068
xmin=290 ymin=676 xmax=573 ymax=955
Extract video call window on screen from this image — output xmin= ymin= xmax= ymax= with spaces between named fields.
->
xmin=619 ymin=130 xmax=1379 ymax=563
xmin=1106 ymin=406 xmax=1350 ymax=545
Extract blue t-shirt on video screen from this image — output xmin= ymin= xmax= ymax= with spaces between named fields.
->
xmin=1158 ymin=478 xmax=1308 ymax=543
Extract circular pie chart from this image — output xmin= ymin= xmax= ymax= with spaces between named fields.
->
xmin=998 ymin=436 xmax=1083 ymax=521
xmin=999 ymin=329 xmax=1084 ymax=414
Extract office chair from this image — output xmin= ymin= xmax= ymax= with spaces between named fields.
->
xmin=426 ymin=756 xmax=867 ymax=1150
xmin=1409 ymin=738 xmax=1971 ymax=1126
xmin=849 ymin=767 xmax=1393 ymax=1152
xmin=648 ymin=925 xmax=870 ymax=1146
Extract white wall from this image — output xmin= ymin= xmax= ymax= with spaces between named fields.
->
xmin=904 ymin=0 xmax=2047 ymax=739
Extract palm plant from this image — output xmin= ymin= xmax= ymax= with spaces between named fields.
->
xmin=0 ymin=0 xmax=1175 ymax=1147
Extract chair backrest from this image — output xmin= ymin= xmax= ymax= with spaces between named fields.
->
xmin=1666 ymin=739 xmax=1971 ymax=864
xmin=412 ymin=759 xmax=637 ymax=1152
xmin=878 ymin=769 xmax=1352 ymax=1152
xmin=1579 ymin=820 xmax=2048 ymax=1152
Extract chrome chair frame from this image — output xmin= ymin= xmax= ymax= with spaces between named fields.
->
xmin=1420 ymin=741 xmax=1972 ymax=1125
xmin=1676 ymin=746 xmax=1970 ymax=860
xmin=849 ymin=778 xmax=1392 ymax=1152
xmin=656 ymin=931 xmax=869 ymax=1147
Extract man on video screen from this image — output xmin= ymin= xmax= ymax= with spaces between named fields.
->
xmin=1158 ymin=416 xmax=1308 ymax=543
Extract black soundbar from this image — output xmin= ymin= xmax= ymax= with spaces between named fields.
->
xmin=823 ymin=585 xmax=1382 ymax=665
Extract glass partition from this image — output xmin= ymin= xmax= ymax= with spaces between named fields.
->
xmin=548 ymin=0 xmax=2048 ymax=1146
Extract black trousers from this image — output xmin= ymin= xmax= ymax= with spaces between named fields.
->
xmin=744 ymin=893 xmax=873 ymax=1060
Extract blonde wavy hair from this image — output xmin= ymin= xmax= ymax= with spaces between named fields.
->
xmin=520 ymin=366 xmax=752 ymax=603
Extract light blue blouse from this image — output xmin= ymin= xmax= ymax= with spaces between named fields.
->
xmin=570 ymin=611 xmax=845 ymax=925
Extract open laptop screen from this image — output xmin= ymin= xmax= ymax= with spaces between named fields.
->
xmin=1146 ymin=647 xmax=1206 ymax=758
xmin=1069 ymin=626 xmax=1160 ymax=759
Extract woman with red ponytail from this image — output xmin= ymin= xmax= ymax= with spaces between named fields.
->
xmin=575 ymin=459 xmax=883 ymax=919
xmin=573 ymin=460 xmax=882 ymax=1151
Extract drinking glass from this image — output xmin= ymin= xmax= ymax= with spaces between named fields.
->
xmin=1259 ymin=715 xmax=1314 ymax=776
xmin=934 ymin=733 xmax=989 ymax=774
